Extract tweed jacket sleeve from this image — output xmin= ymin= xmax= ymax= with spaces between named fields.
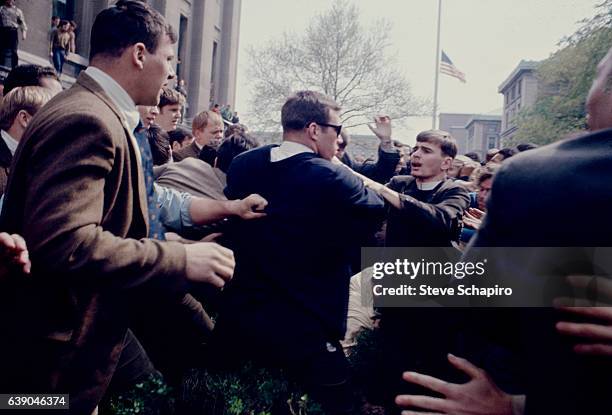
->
xmin=1 ymin=106 xmax=187 ymax=294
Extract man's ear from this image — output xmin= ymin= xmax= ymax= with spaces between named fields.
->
xmin=132 ymin=43 xmax=146 ymax=69
xmin=441 ymin=156 xmax=454 ymax=172
xmin=17 ymin=110 xmax=31 ymax=129
xmin=305 ymin=122 xmax=319 ymax=142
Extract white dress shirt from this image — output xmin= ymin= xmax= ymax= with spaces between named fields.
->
xmin=1 ymin=130 xmax=18 ymax=156
xmin=270 ymin=140 xmax=314 ymax=162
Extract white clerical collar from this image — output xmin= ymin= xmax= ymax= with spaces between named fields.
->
xmin=270 ymin=140 xmax=314 ymax=162
xmin=1 ymin=130 xmax=18 ymax=156
xmin=416 ymin=180 xmax=443 ymax=191
xmin=84 ymin=66 xmax=140 ymax=133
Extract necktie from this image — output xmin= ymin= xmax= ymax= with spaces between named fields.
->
xmin=133 ymin=124 xmax=166 ymax=240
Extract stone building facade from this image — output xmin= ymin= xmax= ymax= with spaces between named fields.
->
xmin=2 ymin=0 xmax=241 ymax=117
xmin=498 ymin=60 xmax=538 ymax=143
xmin=439 ymin=113 xmax=501 ymax=161
xmin=464 ymin=115 xmax=502 ymax=160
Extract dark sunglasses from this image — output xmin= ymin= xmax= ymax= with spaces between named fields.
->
xmin=315 ymin=122 xmax=343 ymax=136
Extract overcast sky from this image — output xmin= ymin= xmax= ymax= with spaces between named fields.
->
xmin=236 ymin=0 xmax=598 ymax=143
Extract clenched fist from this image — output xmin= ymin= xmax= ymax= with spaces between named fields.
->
xmin=184 ymin=242 xmax=235 ymax=288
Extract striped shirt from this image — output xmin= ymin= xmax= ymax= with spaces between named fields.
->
xmin=0 ymin=5 xmax=27 ymax=31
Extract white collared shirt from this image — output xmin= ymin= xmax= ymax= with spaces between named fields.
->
xmin=270 ymin=140 xmax=314 ymax=162
xmin=1 ymin=129 xmax=18 ymax=156
xmin=84 ymin=66 xmax=140 ymax=133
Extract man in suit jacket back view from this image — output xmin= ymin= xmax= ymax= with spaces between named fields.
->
xmin=213 ymin=91 xmax=386 ymax=414
xmin=0 ymin=1 xmax=234 ymax=413
xmin=462 ymin=46 xmax=612 ymax=414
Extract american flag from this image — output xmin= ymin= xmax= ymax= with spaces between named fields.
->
xmin=440 ymin=51 xmax=466 ymax=83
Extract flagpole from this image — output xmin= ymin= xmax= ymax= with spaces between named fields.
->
xmin=432 ymin=0 xmax=442 ymax=129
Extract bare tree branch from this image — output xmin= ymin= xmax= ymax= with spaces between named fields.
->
xmin=244 ymin=0 xmax=429 ymax=131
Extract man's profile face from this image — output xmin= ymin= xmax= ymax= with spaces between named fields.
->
xmin=141 ymin=33 xmax=176 ymax=106
xmin=410 ymin=140 xmax=451 ymax=181
xmin=477 ymin=178 xmax=493 ymax=211
xmin=316 ymin=109 xmax=342 ymax=161
xmin=156 ymin=103 xmax=181 ymax=131
xmin=586 ymin=47 xmax=612 ymax=132
xmin=137 ymin=105 xmax=159 ymax=129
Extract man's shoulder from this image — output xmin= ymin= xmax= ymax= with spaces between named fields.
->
xmin=39 ymin=84 xmax=116 ymax=120
xmin=170 ymin=157 xmax=213 ymax=174
xmin=24 ymin=86 xmax=124 ymax=148
xmin=496 ymin=130 xmax=612 ymax=186
xmin=439 ymin=178 xmax=470 ymax=194
xmin=230 ymin=145 xmax=273 ymax=167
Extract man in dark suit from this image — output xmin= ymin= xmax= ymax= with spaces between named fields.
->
xmin=213 ymin=90 xmax=386 ymax=414
xmin=466 ymin=46 xmax=612 ymax=415
xmin=0 ymin=2 xmax=234 ymax=413
xmin=396 ymin=47 xmax=612 ymax=415
xmin=173 ymin=109 xmax=224 ymax=163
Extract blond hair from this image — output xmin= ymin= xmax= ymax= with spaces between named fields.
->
xmin=191 ymin=110 xmax=221 ymax=133
xmin=0 ymin=86 xmax=54 ymax=130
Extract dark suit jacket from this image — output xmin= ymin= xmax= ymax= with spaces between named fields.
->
xmin=0 ymin=72 xmax=187 ymax=413
xmin=341 ymin=145 xmax=401 ymax=184
xmin=467 ymin=129 xmax=612 ymax=414
xmin=214 ymin=145 xmax=385 ymax=363
xmin=0 ymin=135 xmax=12 ymax=196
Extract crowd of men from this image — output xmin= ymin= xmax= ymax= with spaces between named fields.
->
xmin=0 ymin=1 xmax=611 ymax=414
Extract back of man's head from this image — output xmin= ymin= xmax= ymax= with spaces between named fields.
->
xmin=3 ymin=65 xmax=60 ymax=95
xmin=159 ymin=87 xmax=185 ymax=110
xmin=90 ymin=0 xmax=176 ymax=60
xmin=0 ymin=86 xmax=54 ymax=132
xmin=416 ymin=130 xmax=458 ymax=158
xmin=223 ymin=122 xmax=247 ymax=139
xmin=168 ymin=127 xmax=193 ymax=148
xmin=281 ymin=90 xmax=341 ymax=132
xmin=192 ymin=110 xmax=221 ymax=133
xmin=215 ymin=132 xmax=261 ymax=173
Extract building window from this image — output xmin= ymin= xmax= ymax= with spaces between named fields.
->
xmin=488 ymin=136 xmax=497 ymax=149
xmin=53 ymin=0 xmax=76 ymax=21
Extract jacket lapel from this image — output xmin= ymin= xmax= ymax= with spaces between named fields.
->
xmin=75 ymin=72 xmax=149 ymax=231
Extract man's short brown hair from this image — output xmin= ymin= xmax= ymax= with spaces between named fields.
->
xmin=90 ymin=0 xmax=177 ymax=60
xmin=281 ymin=90 xmax=341 ymax=132
xmin=416 ymin=130 xmax=458 ymax=158
xmin=0 ymin=86 xmax=54 ymax=130
xmin=159 ymin=87 xmax=185 ymax=109
xmin=192 ymin=110 xmax=222 ymax=133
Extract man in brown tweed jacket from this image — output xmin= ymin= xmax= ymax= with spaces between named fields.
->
xmin=0 ymin=2 xmax=235 ymax=413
